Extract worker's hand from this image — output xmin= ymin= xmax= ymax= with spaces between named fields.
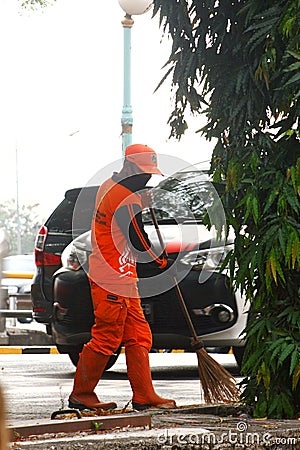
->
xmin=141 ymin=189 xmax=154 ymax=210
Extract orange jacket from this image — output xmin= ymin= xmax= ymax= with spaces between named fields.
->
xmin=89 ymin=177 xmax=166 ymax=288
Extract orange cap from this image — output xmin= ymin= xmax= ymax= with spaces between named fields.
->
xmin=125 ymin=144 xmax=163 ymax=175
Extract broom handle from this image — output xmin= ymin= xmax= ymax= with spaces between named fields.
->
xmin=149 ymin=207 xmax=201 ymax=344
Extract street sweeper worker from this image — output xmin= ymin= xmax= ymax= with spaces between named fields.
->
xmin=69 ymin=143 xmax=176 ymax=411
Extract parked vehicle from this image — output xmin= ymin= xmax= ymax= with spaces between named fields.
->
xmin=2 ymin=254 xmax=35 ymax=323
xmin=49 ymin=169 xmax=248 ymax=368
xmin=31 ymin=186 xmax=99 ymax=333
xmin=2 ymin=254 xmax=35 ymax=293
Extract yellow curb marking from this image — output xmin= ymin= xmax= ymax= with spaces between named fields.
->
xmin=2 ymin=272 xmax=34 ymax=279
xmin=0 ymin=348 xmax=22 ymax=354
xmin=50 ymin=347 xmax=59 ymax=354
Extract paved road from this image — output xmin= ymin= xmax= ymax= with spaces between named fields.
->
xmin=0 ymin=352 xmax=240 ymax=425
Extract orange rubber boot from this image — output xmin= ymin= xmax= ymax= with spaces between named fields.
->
xmin=69 ymin=345 xmax=117 ymax=411
xmin=126 ymin=345 xmax=176 ymax=410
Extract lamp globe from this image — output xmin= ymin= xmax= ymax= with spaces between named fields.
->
xmin=118 ymin=0 xmax=152 ymax=16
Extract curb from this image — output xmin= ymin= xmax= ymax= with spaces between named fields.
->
xmin=0 ymin=347 xmax=233 ymax=355
xmin=0 ymin=347 xmax=182 ymax=355
xmin=0 ymin=346 xmax=59 ymax=354
xmin=10 ymin=411 xmax=151 ymax=441
xmin=9 ymin=405 xmax=300 ymax=450
xmin=0 ymin=347 xmax=234 ymax=355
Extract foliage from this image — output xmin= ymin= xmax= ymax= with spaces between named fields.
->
xmin=153 ymin=0 xmax=300 ymax=418
xmin=0 ymin=200 xmax=41 ymax=255
xmin=18 ymin=0 xmax=56 ymax=9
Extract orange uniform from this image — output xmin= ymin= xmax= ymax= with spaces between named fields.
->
xmin=87 ymin=176 xmax=166 ymax=355
xmin=69 ymin=144 xmax=176 ymax=412
xmin=89 ymin=178 xmax=141 ymax=291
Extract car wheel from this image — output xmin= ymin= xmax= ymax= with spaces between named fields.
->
xmin=104 ymin=349 xmax=121 ymax=370
xmin=67 ymin=350 xmax=81 ymax=367
xmin=206 ymin=346 xmax=230 ymax=354
xmin=60 ymin=345 xmax=122 ymax=370
xmin=17 ymin=318 xmax=33 ymax=324
xmin=55 ymin=344 xmax=84 ymax=367
xmin=232 ymin=346 xmax=245 ymax=370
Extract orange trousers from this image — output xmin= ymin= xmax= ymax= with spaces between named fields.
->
xmin=86 ymin=281 xmax=152 ymax=355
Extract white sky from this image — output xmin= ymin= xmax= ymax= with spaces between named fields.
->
xmin=0 ymin=0 xmax=215 ymax=220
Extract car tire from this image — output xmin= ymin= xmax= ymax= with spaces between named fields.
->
xmin=59 ymin=345 xmax=121 ymax=370
xmin=232 ymin=346 xmax=245 ymax=370
xmin=56 ymin=344 xmax=84 ymax=367
xmin=67 ymin=350 xmax=81 ymax=367
xmin=17 ymin=318 xmax=33 ymax=324
xmin=105 ymin=350 xmax=121 ymax=371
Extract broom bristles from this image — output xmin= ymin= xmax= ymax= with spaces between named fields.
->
xmin=150 ymin=207 xmax=240 ymax=404
xmin=196 ymin=348 xmax=240 ymax=404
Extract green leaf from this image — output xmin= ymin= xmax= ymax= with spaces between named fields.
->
xmin=277 ymin=228 xmax=286 ymax=255
xmin=285 ymin=189 xmax=300 ymax=214
xmin=278 ymin=343 xmax=295 ymax=366
xmin=268 ymin=395 xmax=281 ymax=416
xmin=292 ymin=365 xmax=300 ymax=390
xmin=245 ymin=18 xmax=277 ymax=33
xmin=254 ymin=399 xmax=268 ymax=418
xmin=252 ymin=195 xmax=259 ymax=224
xmin=290 ymin=350 xmax=300 ymax=376
xmin=287 ymin=50 xmax=300 ymax=60
xmin=266 ymin=248 xmax=278 ymax=285
xmin=263 ymin=189 xmax=278 ymax=214
xmin=281 ymin=394 xmax=295 ymax=418
xmin=276 ymin=261 xmax=286 ymax=284
xmin=270 ymin=342 xmax=285 ymax=363
xmin=244 ymin=319 xmax=266 ymax=339
xmin=282 ymin=72 xmax=300 ymax=87
xmin=283 ymin=61 xmax=300 ymax=72
xmin=292 ymin=239 xmax=300 ymax=268
xmin=242 ymin=348 xmax=263 ymax=373
xmin=286 ymin=229 xmax=300 ymax=268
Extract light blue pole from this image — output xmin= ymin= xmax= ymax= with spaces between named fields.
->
xmin=121 ymin=14 xmax=134 ymax=158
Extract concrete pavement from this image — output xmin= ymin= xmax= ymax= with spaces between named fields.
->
xmin=2 ymin=327 xmax=300 ymax=449
xmin=9 ymin=404 xmax=300 ymax=449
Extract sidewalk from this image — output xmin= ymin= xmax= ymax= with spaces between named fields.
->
xmin=10 ymin=404 xmax=300 ymax=449
xmin=3 ymin=328 xmax=300 ymax=449
xmin=0 ymin=324 xmax=54 ymax=351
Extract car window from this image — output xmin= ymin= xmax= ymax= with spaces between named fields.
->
xmin=143 ymin=171 xmax=223 ymax=222
xmin=46 ymin=186 xmax=98 ymax=234
xmin=49 ymin=171 xmax=224 ymax=234
xmin=71 ymin=186 xmax=99 ymax=236
xmin=46 ymin=197 xmax=78 ymax=233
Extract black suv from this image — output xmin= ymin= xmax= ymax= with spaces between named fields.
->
xmin=31 ymin=169 xmax=248 ymax=368
xmin=31 ymin=186 xmax=99 ymax=333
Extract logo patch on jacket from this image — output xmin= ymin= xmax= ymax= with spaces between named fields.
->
xmin=118 ymin=244 xmax=136 ymax=277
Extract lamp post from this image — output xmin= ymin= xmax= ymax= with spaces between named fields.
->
xmin=15 ymin=145 xmax=22 ymax=255
xmin=118 ymin=0 xmax=153 ymax=157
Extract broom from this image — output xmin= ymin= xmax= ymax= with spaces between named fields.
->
xmin=149 ymin=206 xmax=240 ymax=404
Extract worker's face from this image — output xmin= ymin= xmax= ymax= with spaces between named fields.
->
xmin=128 ymin=173 xmax=151 ymax=190
xmin=119 ymin=161 xmax=152 ymax=190
xmin=137 ymin=173 xmax=151 ymax=185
